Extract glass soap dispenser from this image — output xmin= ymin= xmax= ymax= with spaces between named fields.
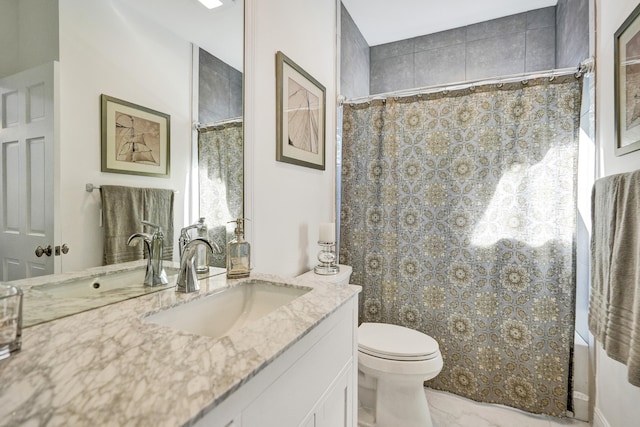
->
xmin=227 ymin=218 xmax=250 ymax=278
xmin=195 ymin=217 xmax=209 ymax=274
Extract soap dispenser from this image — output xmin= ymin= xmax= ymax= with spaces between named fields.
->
xmin=227 ymin=218 xmax=250 ymax=278
xmin=195 ymin=217 xmax=209 ymax=274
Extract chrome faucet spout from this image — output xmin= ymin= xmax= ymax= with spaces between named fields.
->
xmin=176 ymin=238 xmax=215 ymax=293
xmin=127 ymin=226 xmax=168 ymax=287
xmin=179 ymin=224 xmax=198 ymax=257
xmin=127 ymin=232 xmax=151 ymax=248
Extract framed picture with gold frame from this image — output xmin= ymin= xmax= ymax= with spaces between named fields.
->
xmin=101 ymin=94 xmax=171 ymax=177
xmin=615 ymin=3 xmax=640 ymax=156
xmin=275 ymin=51 xmax=326 ymax=170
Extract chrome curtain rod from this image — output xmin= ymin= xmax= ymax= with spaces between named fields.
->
xmin=340 ymin=57 xmax=595 ymax=105
xmin=194 ymin=117 xmax=243 ymax=132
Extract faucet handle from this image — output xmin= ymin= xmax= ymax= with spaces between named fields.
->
xmin=142 ymin=220 xmax=163 ymax=237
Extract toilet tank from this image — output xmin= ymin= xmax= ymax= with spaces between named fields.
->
xmin=297 ymin=265 xmax=353 ymax=285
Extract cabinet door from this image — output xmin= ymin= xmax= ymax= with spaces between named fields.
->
xmin=241 ymin=314 xmax=352 ymax=426
xmin=317 ymin=365 xmax=353 ymax=427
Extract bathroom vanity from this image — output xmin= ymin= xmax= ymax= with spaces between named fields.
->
xmin=0 ymin=265 xmax=360 ymax=426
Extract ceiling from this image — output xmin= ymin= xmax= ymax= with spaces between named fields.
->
xmin=118 ymin=0 xmax=559 ymax=69
xmin=342 ymin=0 xmax=558 ymax=46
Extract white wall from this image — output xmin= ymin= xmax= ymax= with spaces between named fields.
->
xmin=0 ymin=0 xmax=58 ymax=78
xmin=244 ymin=0 xmax=338 ymax=276
xmin=594 ymin=0 xmax=640 ymax=425
xmin=59 ymin=0 xmax=192 ymax=271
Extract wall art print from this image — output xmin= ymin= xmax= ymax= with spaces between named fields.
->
xmin=615 ymin=2 xmax=640 ymax=156
xmin=101 ymin=94 xmax=170 ymax=177
xmin=275 ymin=51 xmax=326 ymax=170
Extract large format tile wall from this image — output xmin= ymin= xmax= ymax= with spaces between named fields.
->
xmin=341 ymin=0 xmax=590 ymax=98
xmin=340 ymin=3 xmax=369 ymax=99
xmin=199 ymin=48 xmax=243 ymax=124
xmin=556 ymin=0 xmax=590 ymax=68
xmin=368 ymin=7 xmax=557 ymax=94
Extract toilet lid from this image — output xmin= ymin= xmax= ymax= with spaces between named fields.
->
xmin=358 ymin=322 xmax=440 ymax=361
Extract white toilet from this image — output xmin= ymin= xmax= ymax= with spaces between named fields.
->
xmin=297 ymin=265 xmax=444 ymax=427
xmin=357 ymin=322 xmax=443 ymax=427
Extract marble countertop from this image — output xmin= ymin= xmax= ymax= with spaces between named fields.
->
xmin=0 ymin=266 xmax=360 ymax=426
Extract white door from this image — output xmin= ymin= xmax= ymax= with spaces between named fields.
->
xmin=0 ymin=62 xmax=57 ymax=281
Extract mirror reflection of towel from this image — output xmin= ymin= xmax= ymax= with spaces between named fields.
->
xmin=101 ymin=185 xmax=174 ymax=265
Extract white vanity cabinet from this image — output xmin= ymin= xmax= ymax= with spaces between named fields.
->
xmin=196 ymin=295 xmax=358 ymax=427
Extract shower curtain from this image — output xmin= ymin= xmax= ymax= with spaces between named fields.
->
xmin=340 ymin=75 xmax=582 ymax=417
xmin=198 ymin=121 xmax=243 ymax=267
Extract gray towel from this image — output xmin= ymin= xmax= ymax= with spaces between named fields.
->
xmin=101 ymin=185 xmax=174 ymax=265
xmin=589 ymin=170 xmax=640 ymax=387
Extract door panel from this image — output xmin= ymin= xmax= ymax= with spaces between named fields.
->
xmin=0 ymin=62 xmax=56 ymax=281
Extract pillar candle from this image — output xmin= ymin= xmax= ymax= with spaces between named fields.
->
xmin=319 ymin=222 xmax=335 ymax=243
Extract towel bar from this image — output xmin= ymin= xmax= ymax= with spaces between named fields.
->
xmin=85 ymin=183 xmax=178 ymax=193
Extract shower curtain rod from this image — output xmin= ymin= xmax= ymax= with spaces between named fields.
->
xmin=340 ymin=57 xmax=595 ymax=105
xmin=194 ymin=117 xmax=243 ymax=132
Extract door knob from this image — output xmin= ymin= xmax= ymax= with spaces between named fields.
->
xmin=35 ymin=245 xmax=53 ymax=257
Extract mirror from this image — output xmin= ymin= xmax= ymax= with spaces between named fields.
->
xmin=0 ymin=0 xmax=243 ymax=279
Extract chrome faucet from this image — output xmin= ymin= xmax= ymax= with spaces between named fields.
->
xmin=127 ymin=221 xmax=168 ymax=287
xmin=176 ymin=238 xmax=216 ymax=293
xmin=178 ymin=223 xmax=199 ymax=257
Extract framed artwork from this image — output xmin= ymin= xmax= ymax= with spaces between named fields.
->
xmin=276 ymin=51 xmax=326 ymax=170
xmin=615 ymin=3 xmax=640 ymax=156
xmin=101 ymin=94 xmax=170 ymax=177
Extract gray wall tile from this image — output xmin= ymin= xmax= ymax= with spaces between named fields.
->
xmin=466 ymin=13 xmax=527 ymax=42
xmin=199 ymin=48 xmax=243 ymax=124
xmin=342 ymin=4 xmax=559 ymax=96
xmin=341 ymin=3 xmax=370 ymax=98
xmin=415 ymin=45 xmax=466 ymax=87
xmin=556 ymin=0 xmax=589 ymax=68
xmin=230 ymin=75 xmax=243 ymax=119
xmin=370 ymin=53 xmax=414 ymax=94
xmin=527 ymin=6 xmax=556 ymax=30
xmin=370 ymin=39 xmax=414 ymax=62
xmin=466 ymin=33 xmax=526 ymax=80
xmin=414 ymin=27 xmax=466 ymax=52
xmin=526 ymin=28 xmax=556 ymax=72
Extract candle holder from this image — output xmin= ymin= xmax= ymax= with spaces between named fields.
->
xmin=314 ymin=241 xmax=340 ymax=275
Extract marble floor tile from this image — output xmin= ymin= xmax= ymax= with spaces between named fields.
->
xmin=425 ymin=388 xmax=591 ymax=427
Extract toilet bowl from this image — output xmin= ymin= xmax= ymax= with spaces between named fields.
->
xmin=358 ymin=322 xmax=443 ymax=427
xmin=296 ymin=266 xmax=443 ymax=427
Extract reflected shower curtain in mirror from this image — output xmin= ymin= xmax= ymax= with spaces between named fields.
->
xmin=198 ymin=121 xmax=243 ymax=267
xmin=340 ymin=75 xmax=582 ymax=416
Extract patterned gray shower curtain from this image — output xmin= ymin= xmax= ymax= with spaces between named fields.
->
xmin=340 ymin=75 xmax=582 ymax=417
xmin=198 ymin=121 xmax=243 ymax=267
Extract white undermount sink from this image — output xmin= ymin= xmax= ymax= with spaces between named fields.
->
xmin=145 ymin=280 xmax=312 ymax=340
